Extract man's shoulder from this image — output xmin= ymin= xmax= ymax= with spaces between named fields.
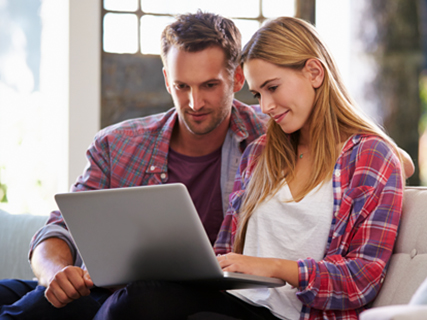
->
xmin=231 ymin=100 xmax=268 ymax=145
xmin=232 ymin=100 xmax=267 ymax=123
xmin=246 ymin=134 xmax=267 ymax=156
xmin=96 ymin=108 xmax=176 ymax=139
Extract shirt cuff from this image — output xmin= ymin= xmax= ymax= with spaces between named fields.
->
xmin=29 ymin=224 xmax=83 ymax=268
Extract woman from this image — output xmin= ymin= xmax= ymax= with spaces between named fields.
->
xmin=97 ymin=17 xmax=404 ymax=320
xmin=213 ymin=16 xmax=403 ymax=319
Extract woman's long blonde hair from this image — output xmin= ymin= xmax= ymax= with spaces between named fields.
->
xmin=233 ymin=17 xmax=404 ymax=253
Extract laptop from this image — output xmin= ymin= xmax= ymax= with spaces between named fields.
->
xmin=54 ymin=183 xmax=285 ymax=290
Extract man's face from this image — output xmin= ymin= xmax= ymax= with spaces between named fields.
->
xmin=163 ymin=46 xmax=244 ymax=136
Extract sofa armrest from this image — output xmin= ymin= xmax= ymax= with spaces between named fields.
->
xmin=360 ymin=305 xmax=427 ymax=320
xmin=0 ymin=210 xmax=47 ymax=280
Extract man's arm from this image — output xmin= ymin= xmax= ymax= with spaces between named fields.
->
xmin=31 ymin=238 xmax=93 ymax=308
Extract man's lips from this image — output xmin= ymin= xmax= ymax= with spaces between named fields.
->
xmin=187 ymin=111 xmax=209 ymax=120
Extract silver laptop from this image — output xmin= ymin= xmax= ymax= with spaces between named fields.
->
xmin=54 ymin=183 xmax=285 ymax=290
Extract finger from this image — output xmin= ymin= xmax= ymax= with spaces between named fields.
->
xmin=217 ymin=254 xmax=226 ymax=264
xmin=221 ymin=263 xmax=239 ymax=273
xmin=218 ymin=257 xmax=235 ymax=270
xmin=50 ymin=267 xmax=87 ymax=302
xmin=83 ymin=270 xmax=94 ymax=289
xmin=64 ymin=268 xmax=91 ymax=297
xmin=45 ymin=278 xmax=73 ymax=308
xmin=45 ymin=288 xmax=66 ymax=308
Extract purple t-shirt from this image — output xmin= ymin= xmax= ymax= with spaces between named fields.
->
xmin=167 ymin=147 xmax=223 ymax=245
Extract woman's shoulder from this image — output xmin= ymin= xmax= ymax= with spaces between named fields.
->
xmin=354 ymin=134 xmax=396 ymax=155
xmin=344 ymin=134 xmax=401 ymax=170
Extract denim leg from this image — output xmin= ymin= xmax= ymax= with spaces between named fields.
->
xmin=95 ymin=280 xmax=279 ymax=320
xmin=0 ymin=279 xmax=111 ymax=320
xmin=0 ymin=280 xmax=37 ymax=306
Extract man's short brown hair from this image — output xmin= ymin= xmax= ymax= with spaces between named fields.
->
xmin=160 ymin=10 xmax=242 ymax=75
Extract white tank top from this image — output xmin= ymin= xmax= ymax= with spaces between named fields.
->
xmin=229 ymin=179 xmax=334 ymax=320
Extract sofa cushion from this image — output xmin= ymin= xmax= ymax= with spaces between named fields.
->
xmin=0 ymin=209 xmax=47 ymax=280
xmin=373 ymin=187 xmax=427 ymax=307
xmin=360 ymin=305 xmax=427 ymax=320
xmin=409 ymin=276 xmax=427 ymax=305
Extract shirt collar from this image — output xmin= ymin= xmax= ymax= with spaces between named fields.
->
xmin=146 ymin=100 xmax=253 ymax=174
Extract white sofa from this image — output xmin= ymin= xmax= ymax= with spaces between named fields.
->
xmin=0 ymin=209 xmax=47 ymax=280
xmin=360 ymin=187 xmax=427 ymax=319
xmin=0 ymin=187 xmax=426 ymax=318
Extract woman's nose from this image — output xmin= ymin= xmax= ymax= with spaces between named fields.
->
xmin=260 ymin=96 xmax=275 ymax=115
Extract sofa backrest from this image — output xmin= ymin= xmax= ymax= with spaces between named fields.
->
xmin=373 ymin=187 xmax=427 ymax=307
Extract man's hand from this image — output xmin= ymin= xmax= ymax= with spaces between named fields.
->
xmin=45 ymin=266 xmax=93 ymax=308
xmin=31 ymin=237 xmax=93 ymax=308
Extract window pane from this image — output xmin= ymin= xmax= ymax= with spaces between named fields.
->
xmin=104 ymin=0 xmax=138 ymax=12
xmin=141 ymin=0 xmax=259 ymax=18
xmin=233 ymin=19 xmax=260 ymax=48
xmin=263 ymin=0 xmax=295 ymax=18
xmin=140 ymin=15 xmax=175 ymax=55
xmin=103 ymin=13 xmax=138 ymax=54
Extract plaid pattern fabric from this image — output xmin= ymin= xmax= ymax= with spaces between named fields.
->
xmin=214 ymin=134 xmax=403 ymax=320
xmin=30 ymin=100 xmax=267 ymax=256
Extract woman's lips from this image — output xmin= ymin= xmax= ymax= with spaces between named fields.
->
xmin=272 ymin=110 xmax=289 ymax=123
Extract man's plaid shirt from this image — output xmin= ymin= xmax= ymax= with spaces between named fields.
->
xmin=29 ymin=100 xmax=266 ymax=265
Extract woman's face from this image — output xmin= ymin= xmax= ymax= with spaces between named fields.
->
xmin=243 ymin=58 xmax=322 ymax=137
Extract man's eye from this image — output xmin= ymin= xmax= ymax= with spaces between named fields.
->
xmin=205 ymin=83 xmax=217 ymax=88
xmin=175 ymin=84 xmax=188 ymax=90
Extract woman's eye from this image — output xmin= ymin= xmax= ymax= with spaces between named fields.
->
xmin=269 ymin=86 xmax=278 ymax=92
xmin=252 ymin=93 xmax=260 ymax=99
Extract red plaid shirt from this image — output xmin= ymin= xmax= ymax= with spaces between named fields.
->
xmin=29 ymin=100 xmax=267 ymax=264
xmin=214 ymin=134 xmax=403 ymax=320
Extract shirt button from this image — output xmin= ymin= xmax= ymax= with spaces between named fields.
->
xmin=160 ymin=173 xmax=166 ymax=180
xmin=150 ymin=166 xmax=156 ymax=171
xmin=335 ymin=170 xmax=341 ymax=177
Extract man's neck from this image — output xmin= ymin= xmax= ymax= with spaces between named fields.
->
xmin=170 ymin=117 xmax=230 ymax=157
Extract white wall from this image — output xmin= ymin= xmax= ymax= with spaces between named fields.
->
xmin=68 ymin=0 xmax=101 ymax=188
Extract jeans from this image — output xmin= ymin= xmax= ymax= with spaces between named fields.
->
xmin=0 ymin=279 xmax=111 ymax=320
xmin=95 ymin=280 xmax=280 ymax=320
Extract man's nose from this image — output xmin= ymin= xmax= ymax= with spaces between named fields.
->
xmin=189 ymin=89 xmax=203 ymax=111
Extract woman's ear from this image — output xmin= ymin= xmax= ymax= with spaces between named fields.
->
xmin=303 ymin=58 xmax=324 ymax=89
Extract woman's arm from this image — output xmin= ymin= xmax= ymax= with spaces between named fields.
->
xmin=218 ymin=253 xmax=299 ymax=286
xmin=296 ymin=136 xmax=403 ymax=310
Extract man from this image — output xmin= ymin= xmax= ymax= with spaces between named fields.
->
xmin=0 ymin=11 xmax=266 ymax=320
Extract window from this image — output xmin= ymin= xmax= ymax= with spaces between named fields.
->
xmin=102 ymin=0 xmax=295 ymax=55
xmin=0 ymin=0 xmax=69 ymax=215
